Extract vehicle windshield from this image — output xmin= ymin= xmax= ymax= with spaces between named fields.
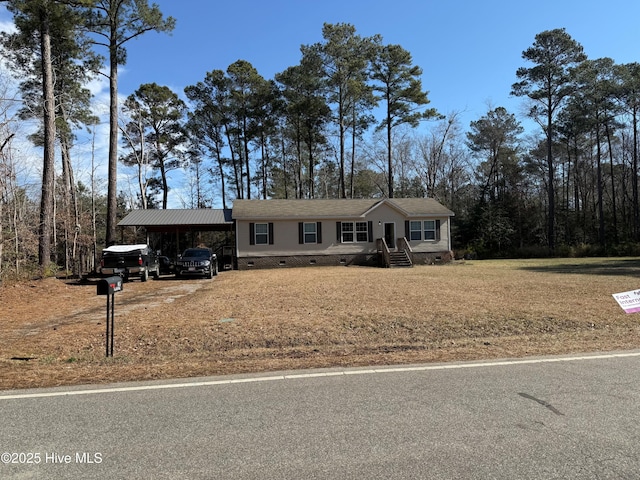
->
xmin=183 ymin=249 xmax=210 ymax=258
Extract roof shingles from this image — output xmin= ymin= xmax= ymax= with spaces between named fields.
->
xmin=231 ymin=198 xmax=453 ymax=219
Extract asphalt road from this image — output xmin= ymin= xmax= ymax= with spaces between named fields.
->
xmin=2 ymin=351 xmax=640 ymax=479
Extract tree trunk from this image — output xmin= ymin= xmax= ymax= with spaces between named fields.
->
xmin=387 ymin=103 xmax=393 ymax=199
xmin=595 ymin=128 xmax=605 ymax=247
xmin=546 ymin=104 xmax=555 ymax=251
xmin=106 ymin=40 xmax=119 ymax=246
xmin=224 ymin=123 xmax=242 ymax=199
xmin=338 ymin=88 xmax=346 ymax=199
xmin=280 ymin=134 xmax=288 ymax=200
xmin=91 ymin=126 xmax=98 ymax=272
xmin=605 ymin=123 xmax=618 ymax=244
xmin=38 ymin=12 xmax=56 ymax=269
xmin=633 ymin=107 xmax=639 ymax=241
xmin=60 ymin=134 xmax=80 ymax=272
xmin=295 ymin=127 xmax=302 ymax=199
xmin=215 ymin=137 xmax=227 ymax=209
xmin=0 ymin=133 xmax=15 ymax=275
xmin=349 ymin=102 xmax=356 ymax=198
xmin=243 ymin=118 xmax=251 ymax=199
xmin=261 ymin=133 xmax=268 ymax=199
xmin=307 ymin=131 xmax=314 ymax=199
xmin=159 ymin=149 xmax=168 ymax=209
xmin=0 ymin=155 xmax=4 ymax=275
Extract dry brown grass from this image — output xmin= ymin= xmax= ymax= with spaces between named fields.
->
xmin=2 ymin=257 xmax=640 ymax=390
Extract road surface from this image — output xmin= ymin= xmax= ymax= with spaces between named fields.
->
xmin=2 ymin=351 xmax=640 ymax=479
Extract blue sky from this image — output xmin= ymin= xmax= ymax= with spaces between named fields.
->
xmin=120 ymin=0 xmax=640 ymax=126
xmin=2 ymin=0 xmax=640 ymax=206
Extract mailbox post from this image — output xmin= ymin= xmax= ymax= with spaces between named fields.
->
xmin=97 ymin=276 xmax=123 ymax=357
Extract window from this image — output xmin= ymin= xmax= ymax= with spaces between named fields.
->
xmin=341 ymin=222 xmax=354 ymax=242
xmin=356 ymin=222 xmax=368 ymax=242
xmin=255 ymin=223 xmax=269 ymax=244
xmin=410 ymin=221 xmax=422 ymax=241
xmin=304 ymin=222 xmax=317 ymax=244
xmin=406 ymin=219 xmax=441 ymax=241
xmin=299 ymin=222 xmax=322 ymax=244
xmin=424 ymin=220 xmax=436 ymax=240
xmin=250 ymin=222 xmax=273 ymax=245
xmin=339 ymin=221 xmax=369 ymax=243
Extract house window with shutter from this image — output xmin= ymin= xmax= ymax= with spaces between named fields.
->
xmin=424 ymin=220 xmax=436 ymax=240
xmin=255 ymin=223 xmax=269 ymax=244
xmin=304 ymin=222 xmax=317 ymax=244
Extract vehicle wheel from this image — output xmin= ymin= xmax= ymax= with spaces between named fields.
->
xmin=141 ymin=268 xmax=149 ymax=282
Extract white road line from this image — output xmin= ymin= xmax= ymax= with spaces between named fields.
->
xmin=2 ymin=351 xmax=640 ymax=401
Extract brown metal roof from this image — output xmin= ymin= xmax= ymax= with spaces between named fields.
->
xmin=231 ymin=198 xmax=454 ymax=220
xmin=118 ymin=209 xmax=233 ymax=227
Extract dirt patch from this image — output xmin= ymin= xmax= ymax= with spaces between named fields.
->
xmin=1 ymin=258 xmax=640 ymax=390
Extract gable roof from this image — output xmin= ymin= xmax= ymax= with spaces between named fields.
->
xmin=118 ymin=208 xmax=233 ymax=227
xmin=231 ymin=198 xmax=454 ymax=220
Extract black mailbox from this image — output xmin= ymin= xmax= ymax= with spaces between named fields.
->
xmin=97 ymin=276 xmax=123 ymax=295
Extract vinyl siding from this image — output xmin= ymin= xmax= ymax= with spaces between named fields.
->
xmin=236 ymin=202 xmax=450 ymax=257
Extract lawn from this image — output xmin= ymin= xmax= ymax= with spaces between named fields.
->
xmin=1 ymin=257 xmax=640 ymax=390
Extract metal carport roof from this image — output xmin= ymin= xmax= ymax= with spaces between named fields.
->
xmin=118 ymin=209 xmax=233 ymax=232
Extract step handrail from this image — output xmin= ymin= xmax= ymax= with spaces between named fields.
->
xmin=396 ymin=237 xmax=414 ymax=266
xmin=376 ymin=237 xmax=391 ymax=268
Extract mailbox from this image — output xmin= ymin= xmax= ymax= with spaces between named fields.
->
xmin=97 ymin=276 xmax=123 ymax=295
xmin=97 ymin=276 xmax=122 ymax=357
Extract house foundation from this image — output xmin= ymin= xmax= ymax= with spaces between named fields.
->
xmin=238 ymin=254 xmax=379 ymax=270
xmin=237 ymin=251 xmax=453 ymax=270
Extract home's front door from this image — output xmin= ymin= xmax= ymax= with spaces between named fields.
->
xmin=384 ymin=222 xmax=395 ymax=249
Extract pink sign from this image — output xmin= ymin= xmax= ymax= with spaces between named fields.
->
xmin=612 ymin=289 xmax=640 ymax=314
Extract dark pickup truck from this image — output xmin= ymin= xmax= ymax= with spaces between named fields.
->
xmin=100 ymin=244 xmax=160 ymax=282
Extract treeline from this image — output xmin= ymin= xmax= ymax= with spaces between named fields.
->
xmin=0 ymin=2 xmax=639 ymax=280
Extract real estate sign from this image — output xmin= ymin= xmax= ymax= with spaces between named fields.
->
xmin=612 ymin=289 xmax=640 ymax=314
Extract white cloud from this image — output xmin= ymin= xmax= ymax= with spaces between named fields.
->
xmin=0 ymin=9 xmax=195 ymax=208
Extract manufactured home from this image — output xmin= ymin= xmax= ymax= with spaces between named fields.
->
xmin=232 ymin=198 xmax=454 ymax=269
xmin=117 ymin=197 xmax=454 ymax=270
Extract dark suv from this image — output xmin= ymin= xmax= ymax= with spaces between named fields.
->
xmin=175 ymin=247 xmax=218 ymax=278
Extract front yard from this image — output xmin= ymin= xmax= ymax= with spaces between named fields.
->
xmin=1 ymin=258 xmax=640 ymax=390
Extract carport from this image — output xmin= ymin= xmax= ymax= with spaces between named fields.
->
xmin=117 ymin=209 xmax=235 ymax=268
